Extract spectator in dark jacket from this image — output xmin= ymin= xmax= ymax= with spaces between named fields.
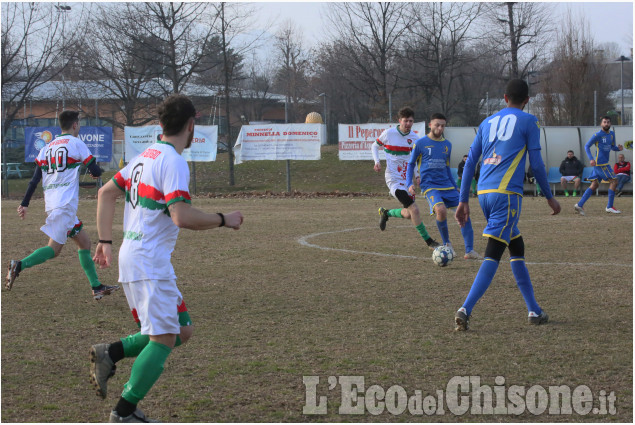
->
xmin=457 ymin=154 xmax=479 ymax=197
xmin=614 ymin=153 xmax=631 ymax=196
xmin=559 ymin=150 xmax=584 ymax=197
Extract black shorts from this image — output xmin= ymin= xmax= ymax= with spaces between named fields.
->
xmin=395 ymin=189 xmax=415 ymax=209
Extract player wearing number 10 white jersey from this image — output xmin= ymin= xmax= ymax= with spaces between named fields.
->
xmin=5 ymin=110 xmax=117 ymax=300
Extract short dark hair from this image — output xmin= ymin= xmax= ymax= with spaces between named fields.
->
xmin=430 ymin=113 xmax=447 ymax=122
xmin=567 ymin=150 xmax=574 ymax=154
xmin=601 ymin=116 xmax=612 ymax=122
xmin=398 ymin=107 xmax=414 ymax=119
xmin=157 ymin=94 xmax=196 ymax=136
xmin=505 ymin=79 xmax=529 ymax=104
xmin=59 ymin=110 xmax=80 ymax=131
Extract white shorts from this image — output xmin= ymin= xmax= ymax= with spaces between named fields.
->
xmin=123 ymin=279 xmax=183 ymax=335
xmin=41 ymin=205 xmax=81 ymax=244
xmin=562 ymin=175 xmax=578 ymax=182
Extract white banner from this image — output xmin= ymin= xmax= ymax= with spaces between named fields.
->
xmin=124 ymin=125 xmax=218 ymax=162
xmin=234 ymin=123 xmax=322 ymax=164
xmin=338 ymin=122 xmax=426 ymax=160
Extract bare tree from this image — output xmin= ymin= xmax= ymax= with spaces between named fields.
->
xmin=1 ymin=2 xmax=86 ymax=139
xmin=486 ymin=2 xmax=554 ymax=79
xmin=403 ymin=2 xmax=485 ymax=118
xmin=273 ymin=21 xmax=309 ymax=123
xmin=325 ymin=2 xmax=416 ymax=119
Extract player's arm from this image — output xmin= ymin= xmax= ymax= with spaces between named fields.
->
xmin=405 ymin=144 xmax=419 ymax=192
xmin=86 ymin=158 xmax=103 ymax=178
xmin=18 ymin=166 xmax=43 ymax=219
xmin=528 ymin=149 xmax=561 ymax=215
xmin=93 ymin=179 xmax=122 ymax=268
xmin=584 ymin=136 xmax=596 ymax=166
xmin=168 ymin=201 xmax=243 ymax=231
xmin=371 ymin=140 xmax=382 ymax=172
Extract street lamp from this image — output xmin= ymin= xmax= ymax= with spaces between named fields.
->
xmin=615 ymin=55 xmax=630 ymax=125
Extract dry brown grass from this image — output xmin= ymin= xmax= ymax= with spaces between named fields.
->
xmin=1 ymin=194 xmax=632 ymax=422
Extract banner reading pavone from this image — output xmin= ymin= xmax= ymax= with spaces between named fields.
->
xmin=338 ymin=122 xmax=426 ymax=160
xmin=124 ymin=125 xmax=218 ymax=162
xmin=234 ymin=124 xmax=322 ymax=164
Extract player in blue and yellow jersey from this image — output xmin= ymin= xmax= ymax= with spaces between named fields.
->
xmin=405 ymin=113 xmax=482 ymax=260
xmin=453 ymin=79 xmax=561 ymax=331
xmin=574 ymin=116 xmax=624 ymax=215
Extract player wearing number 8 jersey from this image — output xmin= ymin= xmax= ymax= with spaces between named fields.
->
xmin=90 ymin=94 xmax=243 ymax=422
xmin=5 ymin=110 xmax=117 ymax=300
xmin=454 ymin=79 xmax=561 ymax=331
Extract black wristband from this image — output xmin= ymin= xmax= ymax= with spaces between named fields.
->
xmin=217 ymin=213 xmax=225 ymax=227
xmin=98 ymin=240 xmax=113 ymax=244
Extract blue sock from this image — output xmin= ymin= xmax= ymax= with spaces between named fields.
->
xmin=607 ymin=189 xmax=615 ymax=209
xmin=462 ymin=258 xmax=499 ymax=315
xmin=436 ymin=219 xmax=450 ymax=245
xmin=578 ymin=188 xmax=593 ymax=207
xmin=510 ymin=257 xmax=541 ymax=314
xmin=460 ymin=217 xmax=474 ymax=253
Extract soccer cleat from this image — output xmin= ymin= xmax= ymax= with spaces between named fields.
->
xmin=424 ymin=237 xmax=441 ymax=250
xmin=564 ymin=191 xmax=570 ymax=197
xmin=528 ymin=310 xmax=549 ymax=325
xmin=89 ymin=344 xmax=116 ymax=399
xmin=605 ymin=207 xmax=621 ymax=214
xmin=92 ymin=284 xmax=120 ymax=300
xmin=573 ymin=204 xmax=585 ymax=216
xmin=454 ymin=308 xmax=470 ymax=331
xmin=6 ymin=260 xmax=21 ymax=290
xmin=109 ymin=408 xmax=159 ymax=423
xmin=378 ymin=207 xmax=389 ymax=231
xmin=464 ymin=250 xmax=483 ymax=260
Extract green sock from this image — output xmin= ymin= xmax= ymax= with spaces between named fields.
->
xmin=78 ymin=249 xmax=101 ymax=288
xmin=564 ymin=190 xmax=569 ymax=196
xmin=122 ymin=341 xmax=172 ymax=404
xmin=387 ymin=209 xmax=403 ymax=218
xmin=415 ymin=223 xmax=430 ymax=240
xmin=121 ymin=332 xmax=150 ymax=358
xmin=21 ymin=246 xmax=55 ymax=270
xmin=573 ymin=191 xmax=577 ymax=196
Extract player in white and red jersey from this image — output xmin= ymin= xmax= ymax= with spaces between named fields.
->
xmin=5 ymin=110 xmax=118 ymax=300
xmin=90 ymin=94 xmax=243 ymax=423
xmin=372 ymin=106 xmax=440 ymax=250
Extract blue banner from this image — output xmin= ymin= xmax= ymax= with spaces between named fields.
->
xmin=24 ymin=126 xmax=113 ymax=162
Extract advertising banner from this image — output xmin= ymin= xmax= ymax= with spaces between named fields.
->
xmin=25 ymin=126 xmax=113 ymax=162
xmin=124 ymin=125 xmax=218 ymax=162
xmin=234 ymin=123 xmax=322 ymax=164
xmin=338 ymin=122 xmax=426 ymax=160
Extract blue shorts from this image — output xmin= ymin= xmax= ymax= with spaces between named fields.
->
xmin=478 ymin=192 xmax=522 ymax=245
xmin=588 ymin=164 xmax=616 ymax=181
xmin=424 ymin=189 xmax=459 ymax=215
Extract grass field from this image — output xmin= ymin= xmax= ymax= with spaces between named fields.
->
xmin=1 ymin=193 xmax=632 ymax=422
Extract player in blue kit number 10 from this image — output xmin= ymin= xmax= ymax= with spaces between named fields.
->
xmin=454 ymin=79 xmax=561 ymax=331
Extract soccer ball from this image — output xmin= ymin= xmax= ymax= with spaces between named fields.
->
xmin=432 ymin=246 xmax=454 ymax=267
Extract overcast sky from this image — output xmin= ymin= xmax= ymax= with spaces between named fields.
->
xmin=251 ymin=1 xmax=633 ymax=56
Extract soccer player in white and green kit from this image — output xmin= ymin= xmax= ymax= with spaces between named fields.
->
xmin=373 ymin=106 xmax=440 ymax=250
xmin=90 ymin=94 xmax=244 ymax=422
xmin=6 ymin=110 xmax=118 ymax=300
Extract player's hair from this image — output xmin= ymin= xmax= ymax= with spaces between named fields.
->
xmin=430 ymin=112 xmax=447 ymax=122
xmin=158 ymin=94 xmax=197 ymax=136
xmin=59 ymin=110 xmax=80 ymax=131
xmin=600 ymin=115 xmax=612 ymax=123
xmin=397 ymin=107 xmax=414 ymax=119
xmin=505 ymin=79 xmax=529 ymax=104
xmin=567 ymin=150 xmax=574 ymax=154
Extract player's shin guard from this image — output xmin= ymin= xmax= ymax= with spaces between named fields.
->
xmin=121 ymin=341 xmax=172 ymax=404
xmin=578 ymin=188 xmax=593 ymax=207
xmin=415 ymin=222 xmax=430 ymax=240
xmin=78 ymin=249 xmax=101 ymax=288
xmin=607 ymin=189 xmax=615 ymax=209
xmin=121 ymin=333 xmax=150 ymax=358
xmin=510 ymin=257 xmax=541 ymax=314
xmin=21 ymin=246 xmax=55 ymax=270
xmin=387 ymin=209 xmax=403 ymax=218
xmin=436 ymin=220 xmax=450 ymax=245
xmin=460 ymin=217 xmax=475 ymax=253
xmin=462 ymin=259 xmax=499 ymax=315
